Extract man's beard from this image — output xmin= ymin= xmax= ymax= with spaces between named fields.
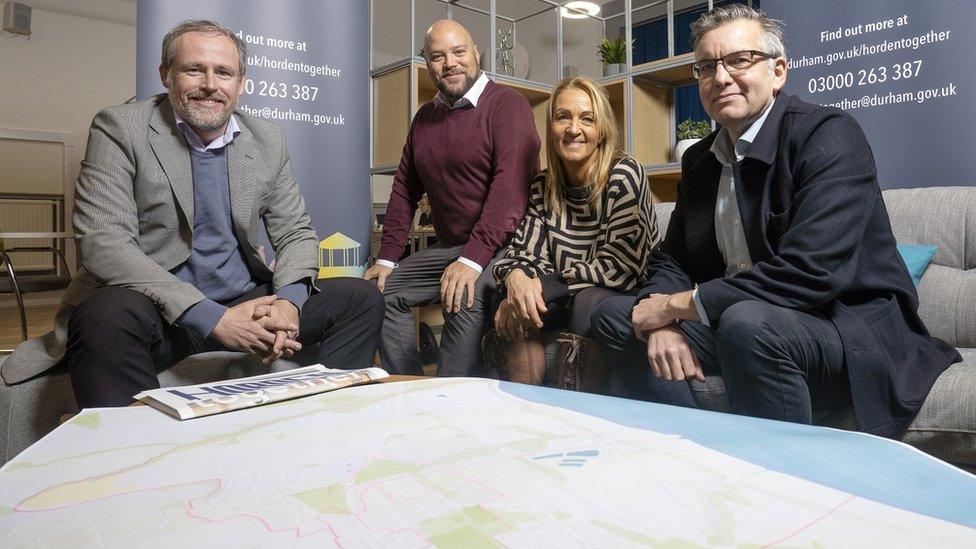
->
xmin=170 ymin=88 xmax=233 ymax=132
xmin=435 ymin=70 xmax=477 ymax=100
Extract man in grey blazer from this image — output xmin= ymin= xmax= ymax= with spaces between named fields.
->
xmin=0 ymin=20 xmax=384 ymax=407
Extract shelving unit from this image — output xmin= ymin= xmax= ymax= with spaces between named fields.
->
xmin=370 ymin=1 xmax=751 ymax=202
xmin=603 ymin=52 xmax=694 ymax=200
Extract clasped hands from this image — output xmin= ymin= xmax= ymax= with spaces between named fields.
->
xmin=211 ymin=295 xmax=301 ymax=365
xmin=632 ymin=291 xmax=704 ymax=382
xmin=494 ymin=269 xmax=547 ymax=341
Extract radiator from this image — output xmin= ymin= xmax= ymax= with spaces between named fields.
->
xmin=0 ymin=199 xmax=61 ymax=271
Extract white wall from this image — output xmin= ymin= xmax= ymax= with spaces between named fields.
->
xmin=0 ymin=5 xmax=135 ymax=270
xmin=0 ymin=7 xmax=136 ymax=194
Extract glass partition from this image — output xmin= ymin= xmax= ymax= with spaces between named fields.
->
xmin=373 ymin=0 xmax=561 ymax=86
xmin=631 ymin=0 xmax=670 ymax=66
xmin=562 ymin=9 xmax=605 ymax=80
xmin=374 ymin=1 xmax=759 ymax=75
xmin=497 ymin=0 xmax=558 ymax=86
xmin=603 ymin=5 xmax=628 ymax=68
xmin=451 ymin=1 xmax=492 ymax=70
xmin=414 ymin=0 xmax=450 ymax=57
xmin=630 ymin=0 xmax=756 ymax=66
xmin=371 ymin=0 xmax=412 ymax=68
xmin=673 ymin=0 xmax=712 ymax=55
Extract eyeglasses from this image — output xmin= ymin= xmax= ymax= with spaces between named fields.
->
xmin=692 ymin=50 xmax=774 ymax=79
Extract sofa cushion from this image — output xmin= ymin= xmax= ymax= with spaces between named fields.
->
xmin=901 ymin=348 xmax=976 ymax=466
xmin=0 ymin=362 xmax=77 ymax=464
xmin=916 ymin=265 xmax=976 ymax=348
xmin=882 ymin=187 xmax=976 ymax=272
xmin=653 ymin=202 xmax=675 ymax=243
xmin=897 ymin=244 xmax=938 ymax=285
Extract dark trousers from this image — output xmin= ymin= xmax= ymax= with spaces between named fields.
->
xmin=591 ymin=297 xmax=851 ymax=424
xmin=492 ymin=285 xmax=632 ymax=337
xmin=379 ymin=243 xmax=501 ymax=377
xmin=66 ymin=278 xmax=385 ymax=408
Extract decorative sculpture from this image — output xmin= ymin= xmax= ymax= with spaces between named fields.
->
xmin=496 ymin=27 xmax=514 ymax=76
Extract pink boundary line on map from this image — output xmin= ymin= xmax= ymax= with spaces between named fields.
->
xmin=760 ymin=494 xmax=857 ymax=548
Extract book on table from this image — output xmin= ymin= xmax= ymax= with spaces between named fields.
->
xmin=134 ymin=365 xmax=389 ymax=420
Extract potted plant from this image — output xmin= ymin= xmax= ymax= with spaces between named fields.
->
xmin=674 ymin=118 xmax=712 ymax=161
xmin=598 ymin=37 xmax=628 ymax=77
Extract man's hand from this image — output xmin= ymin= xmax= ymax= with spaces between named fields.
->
xmin=441 ymin=260 xmax=480 ymax=313
xmin=646 ymin=325 xmax=704 ymax=382
xmin=212 ymin=295 xmax=283 ymax=356
xmin=363 ymin=263 xmax=394 ymax=292
xmin=632 ymin=291 xmax=698 ymax=335
xmin=257 ymin=299 xmax=302 ymax=364
xmin=504 ymin=269 xmax=546 ymax=329
xmin=493 ymin=299 xmax=523 ymax=341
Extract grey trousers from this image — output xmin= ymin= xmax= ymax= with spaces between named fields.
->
xmin=379 ymin=243 xmax=500 ymax=376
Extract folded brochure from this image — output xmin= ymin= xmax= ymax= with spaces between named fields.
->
xmin=134 ymin=365 xmax=389 ymax=420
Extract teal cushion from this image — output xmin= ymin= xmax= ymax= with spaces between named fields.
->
xmin=897 ymin=244 xmax=938 ymax=285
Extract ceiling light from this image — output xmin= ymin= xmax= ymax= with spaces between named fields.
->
xmin=561 ymin=1 xmax=600 ymax=19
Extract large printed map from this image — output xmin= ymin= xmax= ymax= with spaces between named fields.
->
xmin=2 ymin=378 xmax=975 ymax=547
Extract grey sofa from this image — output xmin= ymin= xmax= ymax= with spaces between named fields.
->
xmin=2 ymin=187 xmax=973 ymax=467
xmin=655 ymin=186 xmax=976 ymax=468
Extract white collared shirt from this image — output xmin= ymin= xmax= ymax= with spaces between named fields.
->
xmin=432 ymin=71 xmax=490 ymax=110
xmin=693 ymin=100 xmax=775 ymax=326
xmin=174 ymin=112 xmax=240 ymax=152
xmin=376 ymin=72 xmax=491 ymax=274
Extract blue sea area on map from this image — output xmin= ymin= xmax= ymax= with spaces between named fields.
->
xmin=501 ymin=382 xmax=976 ymax=528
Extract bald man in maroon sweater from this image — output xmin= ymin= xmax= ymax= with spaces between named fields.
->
xmin=364 ymin=20 xmax=540 ymax=376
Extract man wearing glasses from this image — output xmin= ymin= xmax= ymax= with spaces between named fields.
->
xmin=591 ymin=4 xmax=958 ymax=436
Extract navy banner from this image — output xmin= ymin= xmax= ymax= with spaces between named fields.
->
xmin=765 ymin=0 xmax=975 ymax=189
xmin=136 ymin=0 xmax=370 ymax=276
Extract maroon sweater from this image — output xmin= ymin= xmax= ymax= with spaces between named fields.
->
xmin=378 ymin=80 xmax=541 ymax=267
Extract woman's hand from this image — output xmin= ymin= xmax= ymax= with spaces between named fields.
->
xmin=493 ymin=300 xmax=523 ymax=341
xmin=504 ymin=269 xmax=547 ymax=329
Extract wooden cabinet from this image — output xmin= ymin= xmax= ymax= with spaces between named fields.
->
xmin=372 ymin=63 xmax=437 ymax=169
xmin=635 ymin=55 xmax=698 ymax=202
xmin=645 ymin=164 xmax=682 ymax=203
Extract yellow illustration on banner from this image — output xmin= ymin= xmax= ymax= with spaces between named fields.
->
xmin=318 ymin=232 xmax=364 ymax=278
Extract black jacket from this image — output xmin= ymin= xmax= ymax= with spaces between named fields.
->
xmin=638 ymin=92 xmax=960 ymax=436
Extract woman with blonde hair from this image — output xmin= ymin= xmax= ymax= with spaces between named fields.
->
xmin=491 ymin=76 xmax=659 ymax=385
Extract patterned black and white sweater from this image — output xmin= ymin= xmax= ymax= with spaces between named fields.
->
xmin=493 ymin=155 xmax=659 ymax=303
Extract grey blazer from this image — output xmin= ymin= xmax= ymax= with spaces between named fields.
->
xmin=1 ymin=94 xmax=318 ymax=384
